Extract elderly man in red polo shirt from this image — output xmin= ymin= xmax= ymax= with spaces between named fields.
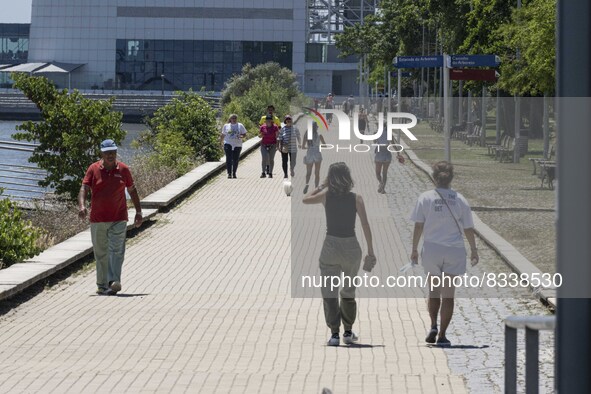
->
xmin=78 ymin=139 xmax=143 ymax=295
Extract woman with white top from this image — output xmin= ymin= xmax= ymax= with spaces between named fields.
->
xmin=409 ymin=161 xmax=479 ymax=346
xmin=220 ymin=114 xmax=247 ymax=178
xmin=302 ymin=123 xmax=326 ymax=194
xmin=374 ymin=124 xmax=404 ymax=194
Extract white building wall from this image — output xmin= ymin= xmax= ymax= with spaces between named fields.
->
xmin=28 ymin=0 xmax=305 ymax=90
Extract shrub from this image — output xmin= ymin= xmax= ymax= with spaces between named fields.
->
xmin=147 ymin=90 xmax=220 ymax=162
xmin=129 ymin=154 xmax=180 ymax=199
xmin=147 ymin=129 xmax=197 ymax=177
xmin=0 ymin=190 xmax=44 ymax=268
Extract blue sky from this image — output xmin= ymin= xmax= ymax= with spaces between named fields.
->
xmin=0 ymin=0 xmax=32 ymax=23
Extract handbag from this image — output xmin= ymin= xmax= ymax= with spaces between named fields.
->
xmin=434 ymin=189 xmax=464 ymax=237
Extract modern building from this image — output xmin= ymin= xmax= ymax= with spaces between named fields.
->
xmin=0 ymin=24 xmax=30 ymax=87
xmin=3 ymin=1 xmax=376 ymax=95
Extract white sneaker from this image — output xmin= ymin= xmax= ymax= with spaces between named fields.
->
xmin=327 ymin=333 xmax=340 ymax=346
xmin=109 ymin=281 xmax=122 ymax=293
xmin=343 ymin=330 xmax=358 ymax=344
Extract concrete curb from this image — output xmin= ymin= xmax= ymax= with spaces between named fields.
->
xmin=0 ymin=136 xmax=262 ymax=302
xmin=0 ymin=208 xmax=158 ymax=302
xmin=141 ymin=137 xmax=261 ymax=209
xmin=402 ymin=140 xmax=557 ymax=309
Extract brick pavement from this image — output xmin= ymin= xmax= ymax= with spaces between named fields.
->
xmin=0 ymin=136 xmax=466 ymax=393
xmin=0 ymin=116 xmax=553 ymax=393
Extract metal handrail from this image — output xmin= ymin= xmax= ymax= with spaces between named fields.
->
xmin=504 ymin=315 xmax=556 ymax=394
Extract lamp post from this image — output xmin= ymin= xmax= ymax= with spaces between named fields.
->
xmin=161 ymin=74 xmax=165 ymax=96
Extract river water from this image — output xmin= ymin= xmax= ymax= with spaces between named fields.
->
xmin=0 ymin=121 xmax=148 ymax=200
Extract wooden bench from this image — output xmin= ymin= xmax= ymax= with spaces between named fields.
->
xmin=466 ymin=125 xmax=483 ymax=146
xmin=538 ymin=162 xmax=556 ymax=189
xmin=487 ymin=134 xmax=510 ymax=157
xmin=528 ymin=144 xmax=556 ymax=175
xmin=497 ymin=137 xmax=516 ymax=162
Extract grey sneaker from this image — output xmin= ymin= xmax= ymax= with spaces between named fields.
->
xmin=109 ymin=281 xmax=122 ymax=293
xmin=96 ymin=287 xmax=109 ymax=296
xmin=327 ymin=333 xmax=340 ymax=346
xmin=343 ymin=330 xmax=358 ymax=345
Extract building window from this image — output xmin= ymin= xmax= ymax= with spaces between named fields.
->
xmin=116 ymin=39 xmax=293 ymax=91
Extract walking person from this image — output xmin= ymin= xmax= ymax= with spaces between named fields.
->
xmin=259 ymin=115 xmax=279 ymax=178
xmin=410 ymin=161 xmax=479 ymax=346
xmin=278 ymin=114 xmax=301 ymax=178
xmin=78 ymin=139 xmax=143 ymax=296
xmin=357 ymin=106 xmax=368 ymax=144
xmin=220 ymin=114 xmax=247 ymax=178
xmin=259 ymin=104 xmax=281 ymax=127
xmin=302 ymin=123 xmax=326 ymax=194
xmin=303 ymin=162 xmax=375 ymax=346
xmin=374 ymin=125 xmax=404 ymax=194
xmin=325 ymin=93 xmax=335 ymax=124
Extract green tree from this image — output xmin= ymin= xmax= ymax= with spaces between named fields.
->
xmin=221 ymin=62 xmax=301 ymax=106
xmin=147 ymin=90 xmax=220 ymax=162
xmin=497 ymin=0 xmax=555 ymax=95
xmin=0 ymin=190 xmax=43 ymax=268
xmin=11 ymin=73 xmax=125 ymax=201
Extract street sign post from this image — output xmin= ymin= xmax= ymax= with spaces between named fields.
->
xmin=393 ymin=56 xmax=443 ymax=68
xmin=450 ymin=69 xmax=499 ymax=81
xmin=450 ymin=54 xmax=501 ymax=67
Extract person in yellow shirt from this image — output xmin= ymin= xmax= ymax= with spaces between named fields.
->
xmin=259 ymin=105 xmax=281 ymax=127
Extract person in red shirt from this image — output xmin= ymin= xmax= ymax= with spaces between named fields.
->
xmin=259 ymin=115 xmax=279 ymax=178
xmin=78 ymin=139 xmax=143 ymax=295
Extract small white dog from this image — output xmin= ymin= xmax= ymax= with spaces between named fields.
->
xmin=283 ymin=180 xmax=293 ymax=197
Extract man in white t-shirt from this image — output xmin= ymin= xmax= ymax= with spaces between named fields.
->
xmin=410 ymin=161 xmax=479 ymax=347
xmin=220 ymin=114 xmax=248 ymax=178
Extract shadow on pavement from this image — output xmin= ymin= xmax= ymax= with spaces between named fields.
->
xmin=115 ymin=293 xmax=150 ymax=298
xmin=427 ymin=344 xmax=490 ymax=350
xmin=338 ymin=344 xmax=386 ymax=349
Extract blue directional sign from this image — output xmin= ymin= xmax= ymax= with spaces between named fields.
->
xmin=393 ymin=56 xmax=443 ymax=68
xmin=450 ymin=55 xmax=500 ymax=67
xmin=390 ymin=71 xmax=413 ymax=77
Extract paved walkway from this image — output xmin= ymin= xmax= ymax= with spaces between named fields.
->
xmin=0 ymin=118 xmax=553 ymax=393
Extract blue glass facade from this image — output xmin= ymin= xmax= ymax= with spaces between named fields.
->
xmin=116 ymin=39 xmax=292 ymax=91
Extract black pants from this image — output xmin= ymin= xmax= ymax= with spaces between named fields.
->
xmin=224 ymin=144 xmax=242 ymax=175
xmin=281 ymin=151 xmax=297 ymax=177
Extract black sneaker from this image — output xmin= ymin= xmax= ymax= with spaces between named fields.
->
xmin=327 ymin=332 xmax=340 ymax=346
xmin=232 ymin=174 xmax=237 ymax=179
xmin=284 ymin=174 xmax=288 ymax=179
xmin=268 ymin=174 xmax=273 ymax=178
xmin=228 ymin=174 xmax=232 ymax=179
xmin=426 ymin=328 xmax=438 ymax=344
xmin=260 ymin=173 xmax=266 ymax=178
xmin=303 ymin=184 xmax=309 ymax=194
xmin=343 ymin=330 xmax=358 ymax=344
xmin=436 ymin=337 xmax=451 ymax=347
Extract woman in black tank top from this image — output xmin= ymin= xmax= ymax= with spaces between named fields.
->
xmin=303 ymin=162 xmax=376 ymax=346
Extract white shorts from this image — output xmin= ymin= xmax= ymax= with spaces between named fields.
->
xmin=421 ymin=241 xmax=467 ymax=276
